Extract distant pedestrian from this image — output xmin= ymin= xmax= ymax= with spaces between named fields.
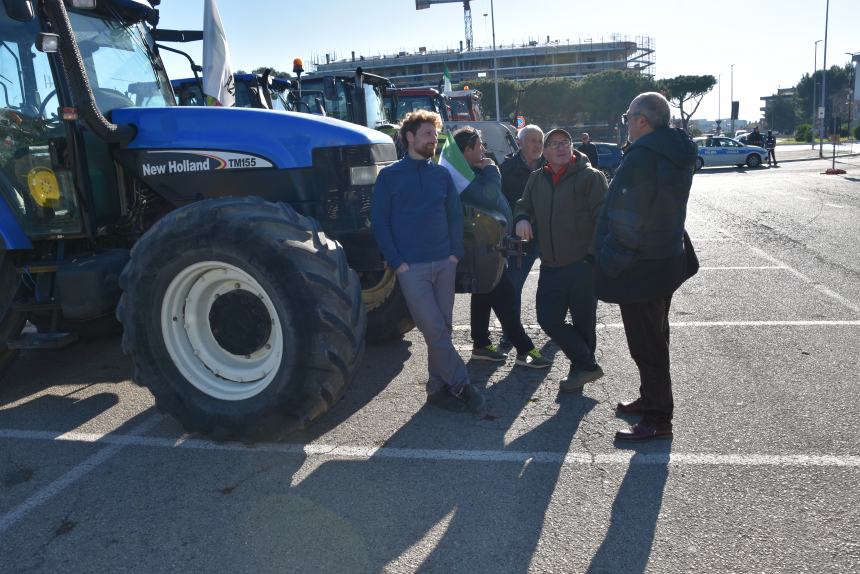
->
xmin=499 ymin=124 xmax=545 ymax=347
xmin=579 ymin=132 xmax=600 ymax=168
xmin=371 ymin=110 xmax=486 ymax=414
xmin=453 ymin=127 xmax=551 ymax=369
xmin=515 ymin=128 xmax=608 ymax=392
xmin=747 ymin=126 xmax=764 ymax=148
xmin=593 ymin=92 xmax=699 ymax=442
xmin=765 ymin=130 xmax=777 ymax=166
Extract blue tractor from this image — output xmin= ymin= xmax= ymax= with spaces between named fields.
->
xmin=0 ymin=0 xmax=506 ymax=440
xmin=0 ymin=0 xmax=386 ymax=440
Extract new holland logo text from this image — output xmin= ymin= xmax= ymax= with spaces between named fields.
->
xmin=139 ymin=151 xmax=272 ymax=178
xmin=142 ymin=158 xmax=211 ymax=176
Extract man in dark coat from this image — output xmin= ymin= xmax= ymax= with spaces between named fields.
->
xmin=593 ymin=92 xmax=698 ymax=442
xmin=499 ymin=125 xmax=545 ymax=346
xmin=747 ymin=126 xmax=764 ymax=148
xmin=578 ymin=132 xmax=600 ymax=168
xmin=765 ymin=130 xmax=777 ymax=166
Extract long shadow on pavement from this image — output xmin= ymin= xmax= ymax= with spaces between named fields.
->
xmin=587 ymin=445 xmax=671 ymax=574
xmin=282 ymin=363 xmax=597 ymax=573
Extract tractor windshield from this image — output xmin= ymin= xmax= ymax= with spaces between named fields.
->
xmin=394 ymin=95 xmax=447 ymax=122
xmin=363 ymin=84 xmax=388 ymax=128
xmin=67 ymin=10 xmax=174 ymax=114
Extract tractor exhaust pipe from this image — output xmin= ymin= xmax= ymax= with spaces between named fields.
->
xmin=41 ymin=0 xmax=136 ymax=144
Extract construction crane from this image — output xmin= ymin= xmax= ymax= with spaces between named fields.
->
xmin=416 ymin=0 xmax=473 ymax=51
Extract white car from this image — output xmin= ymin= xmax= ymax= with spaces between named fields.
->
xmin=693 ymin=136 xmax=768 ymax=169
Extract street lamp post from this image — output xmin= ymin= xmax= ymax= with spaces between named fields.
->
xmin=819 ymin=0 xmax=830 ymax=157
xmin=730 ymin=64 xmax=734 ymax=136
xmin=813 ymin=40 xmax=822 ymax=150
xmin=490 ymin=0 xmax=500 ymax=122
xmin=846 ymin=52 xmax=858 ymax=144
xmin=717 ymin=73 xmax=721 ymax=134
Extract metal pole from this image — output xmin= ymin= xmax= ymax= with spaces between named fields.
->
xmin=813 ymin=40 xmax=821 ymax=149
xmin=491 ymin=0 xmax=500 ymax=122
xmin=819 ymin=0 xmax=829 ymax=157
xmin=846 ymin=53 xmax=858 ymax=145
xmin=730 ymin=64 xmax=734 ymax=136
xmin=717 ymin=73 xmax=721 ymax=133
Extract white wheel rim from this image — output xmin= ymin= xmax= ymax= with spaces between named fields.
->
xmin=161 ymin=261 xmax=283 ymax=401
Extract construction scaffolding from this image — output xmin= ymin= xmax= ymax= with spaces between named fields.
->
xmin=312 ymin=34 xmax=656 ymax=88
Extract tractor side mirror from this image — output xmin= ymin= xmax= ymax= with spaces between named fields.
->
xmin=4 ymin=0 xmax=34 ymax=21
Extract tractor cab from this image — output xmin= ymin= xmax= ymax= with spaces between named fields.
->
xmin=171 ymin=74 xmax=295 ymax=111
xmin=384 ymin=87 xmax=451 ymax=123
xmin=296 ymin=68 xmax=395 ymax=130
xmin=446 ymin=88 xmax=483 ymax=122
xmin=0 ymin=0 xmax=173 ymax=245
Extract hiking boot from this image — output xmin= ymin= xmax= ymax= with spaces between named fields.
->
xmin=427 ymin=384 xmax=486 ymax=415
xmin=560 ymin=364 xmax=604 ymax=393
xmin=515 ymin=348 xmax=551 ymax=369
xmin=471 ymin=344 xmax=506 ymax=362
xmin=459 ymin=383 xmax=487 ymax=415
xmin=426 ymin=389 xmax=467 ymax=413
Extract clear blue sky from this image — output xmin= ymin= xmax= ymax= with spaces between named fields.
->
xmin=156 ymin=0 xmax=860 ymax=123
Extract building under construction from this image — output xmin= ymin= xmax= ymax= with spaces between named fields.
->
xmin=312 ymin=35 xmax=655 ymax=88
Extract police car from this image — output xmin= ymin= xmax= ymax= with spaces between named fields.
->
xmin=693 ymin=136 xmax=768 ymax=169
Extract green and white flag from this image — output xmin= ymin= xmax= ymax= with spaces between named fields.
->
xmin=442 ymin=62 xmax=452 ymax=93
xmin=439 ymin=135 xmax=474 ymax=194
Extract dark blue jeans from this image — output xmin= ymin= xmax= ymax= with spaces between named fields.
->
xmin=536 ymin=259 xmax=597 ymax=369
xmin=502 ymin=251 xmax=538 ymax=340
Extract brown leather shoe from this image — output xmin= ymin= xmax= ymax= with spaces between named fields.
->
xmin=614 ymin=422 xmax=673 ymax=442
xmin=616 ymin=398 xmax=644 ymax=415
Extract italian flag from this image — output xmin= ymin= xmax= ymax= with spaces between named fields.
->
xmin=439 ymin=135 xmax=474 ymax=195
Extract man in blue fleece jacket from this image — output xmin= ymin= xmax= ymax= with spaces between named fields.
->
xmin=371 ymin=110 xmax=486 ymax=414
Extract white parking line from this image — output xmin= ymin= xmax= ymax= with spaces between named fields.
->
xmin=699 ymin=266 xmax=787 ymax=270
xmin=824 ymin=203 xmax=845 ymax=209
xmin=0 ymin=415 xmax=160 ymax=534
xmin=795 ymin=196 xmax=811 ymax=201
xmin=0 ymin=429 xmax=858 ymax=468
xmin=687 ymin=212 xmax=860 ymax=314
xmin=453 ymin=320 xmax=860 ymax=331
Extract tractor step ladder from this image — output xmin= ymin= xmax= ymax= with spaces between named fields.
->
xmin=7 ymin=331 xmax=79 ymax=350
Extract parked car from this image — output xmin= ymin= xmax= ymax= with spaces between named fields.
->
xmin=574 ymin=141 xmax=623 ymax=179
xmin=693 ymin=136 xmax=768 ymax=169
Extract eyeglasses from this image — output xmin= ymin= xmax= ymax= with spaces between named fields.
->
xmin=621 ymin=112 xmax=641 ymax=125
xmin=545 ymin=140 xmax=571 ymax=150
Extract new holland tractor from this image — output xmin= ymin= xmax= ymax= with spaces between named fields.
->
xmin=0 ymin=0 xmax=506 ymax=440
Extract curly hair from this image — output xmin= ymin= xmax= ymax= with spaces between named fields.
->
xmin=399 ymin=109 xmax=443 ymax=148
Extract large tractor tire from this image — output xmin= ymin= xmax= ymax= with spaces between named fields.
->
xmin=361 ymin=267 xmax=415 ymax=344
xmin=0 ymin=255 xmax=26 ymax=380
xmin=118 ymin=197 xmax=366 ymax=442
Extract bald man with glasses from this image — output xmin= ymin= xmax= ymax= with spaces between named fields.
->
xmin=594 ymin=92 xmax=699 ymax=443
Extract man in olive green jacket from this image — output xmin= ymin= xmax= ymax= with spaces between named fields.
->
xmin=514 ymin=128 xmax=608 ymax=392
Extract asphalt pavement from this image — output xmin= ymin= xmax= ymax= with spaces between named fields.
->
xmin=1 ymin=158 xmax=858 ymax=573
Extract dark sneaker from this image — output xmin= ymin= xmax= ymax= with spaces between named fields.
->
xmin=426 ymin=389 xmax=467 ymax=413
xmin=498 ymin=335 xmax=513 ymax=350
xmin=559 ymin=364 xmax=604 ymax=393
xmin=472 ymin=344 xmax=506 ymax=362
xmin=515 ymin=348 xmax=551 ymax=369
xmin=459 ymin=383 xmax=487 ymax=415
